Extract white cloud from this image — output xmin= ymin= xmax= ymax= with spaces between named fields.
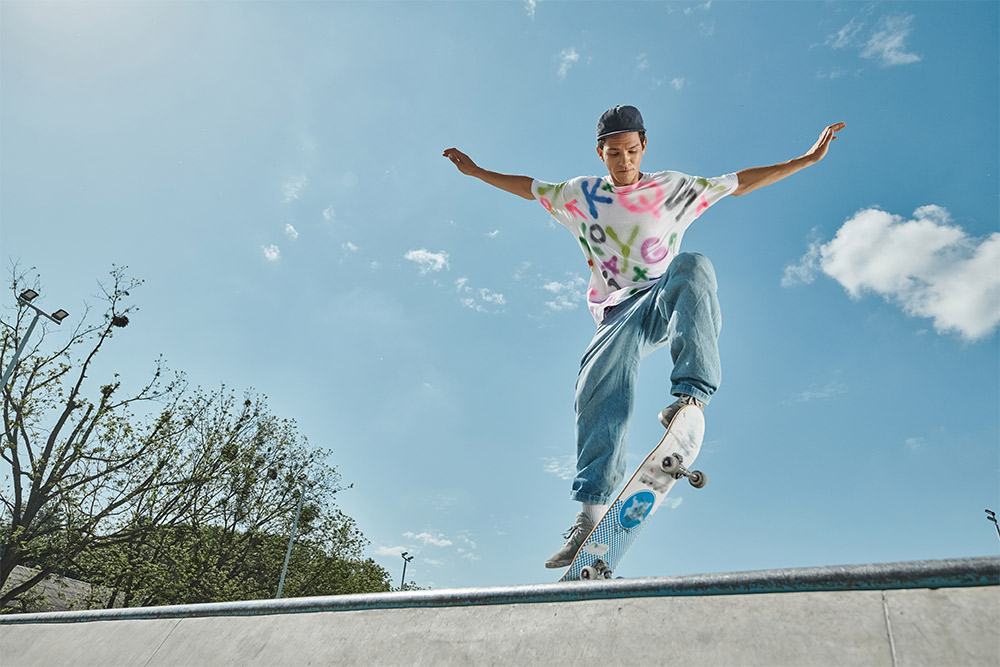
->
xmin=827 ymin=16 xmax=865 ymax=50
xmin=557 ymin=48 xmax=580 ymax=80
xmin=404 ymin=531 xmax=453 ymax=548
xmin=542 ymin=275 xmax=587 ymax=311
xmin=373 ymin=545 xmax=407 ymax=557
xmin=824 ymin=12 xmax=921 ymax=68
xmin=684 ymin=1 xmax=711 ymax=15
xmin=862 ymin=15 xmax=921 ymax=67
xmin=786 ymin=378 xmax=848 ymax=404
xmin=405 ymin=248 xmax=450 ymax=274
xmin=781 ymin=234 xmax=823 ymax=287
xmin=342 ymin=241 xmax=358 ymax=253
xmin=525 ymin=0 xmax=537 ymax=20
xmin=322 ymin=205 xmax=336 ymax=220
xmin=784 ymin=206 xmax=1000 ymax=341
xmin=461 ymin=288 xmax=506 ymax=312
xmin=284 ymin=223 xmax=298 ymax=240
xmin=636 ymin=53 xmax=649 ymax=73
xmin=905 ymin=437 xmax=925 ymax=451
xmin=262 ymin=245 xmax=280 ymax=262
xmin=671 ymin=77 xmax=687 ymax=91
xmin=457 ymin=277 xmax=506 ymax=313
xmin=282 ymin=174 xmax=307 ymax=202
xmin=542 ymin=455 xmax=576 ymax=481
xmin=486 ymin=229 xmax=500 ymax=239
xmin=663 ymin=497 xmax=684 ymax=510
xmin=816 ymin=67 xmax=851 ymax=81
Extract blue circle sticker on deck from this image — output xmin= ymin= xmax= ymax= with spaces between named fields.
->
xmin=619 ymin=491 xmax=656 ymax=529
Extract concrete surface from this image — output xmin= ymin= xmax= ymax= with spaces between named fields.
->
xmin=2 ymin=559 xmax=998 ymax=666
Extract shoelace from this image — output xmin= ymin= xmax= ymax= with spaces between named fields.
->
xmin=561 ymin=521 xmax=586 ymax=541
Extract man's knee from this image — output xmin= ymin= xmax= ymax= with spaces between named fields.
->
xmin=671 ymin=252 xmax=717 ymax=287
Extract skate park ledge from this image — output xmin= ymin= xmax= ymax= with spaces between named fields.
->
xmin=1 ymin=556 xmax=997 ymax=666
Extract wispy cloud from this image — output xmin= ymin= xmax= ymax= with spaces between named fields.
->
xmin=282 ymin=174 xmax=307 ymax=202
xmin=284 ymin=223 xmax=298 ymax=240
xmin=405 ymin=531 xmax=453 ymax=548
xmin=542 ymin=455 xmax=576 ymax=481
xmin=342 ymin=241 xmax=358 ymax=253
xmin=784 ymin=206 xmax=1000 ymax=341
xmin=861 ymin=15 xmax=921 ymax=67
xmin=670 ymin=77 xmax=687 ymax=91
xmin=542 ymin=275 xmax=587 ymax=311
xmin=322 ymin=205 xmax=335 ymax=220
xmin=262 ymin=245 xmax=280 ymax=262
xmin=786 ymin=378 xmax=848 ymax=404
xmin=457 ymin=277 xmax=506 ymax=313
xmin=827 ymin=16 xmax=864 ymax=50
xmin=373 ymin=545 xmax=407 ymax=557
xmin=485 ymin=229 xmax=500 ymax=239
xmin=405 ymin=248 xmax=450 ymax=274
xmin=824 ymin=12 xmax=921 ymax=68
xmin=663 ymin=497 xmax=684 ymax=510
xmin=816 ymin=67 xmax=851 ymax=81
xmin=683 ymin=0 xmax=712 ymax=15
xmin=557 ymin=48 xmax=580 ymax=80
xmin=525 ymin=0 xmax=537 ymax=20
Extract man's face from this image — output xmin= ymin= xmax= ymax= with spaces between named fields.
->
xmin=597 ymin=132 xmax=646 ymax=187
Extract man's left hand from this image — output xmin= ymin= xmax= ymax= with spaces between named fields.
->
xmin=805 ymin=122 xmax=846 ymax=164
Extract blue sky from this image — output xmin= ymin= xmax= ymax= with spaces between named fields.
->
xmin=2 ymin=0 xmax=997 ymax=590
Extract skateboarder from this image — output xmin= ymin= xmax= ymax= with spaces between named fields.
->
xmin=444 ymin=106 xmax=844 ymax=568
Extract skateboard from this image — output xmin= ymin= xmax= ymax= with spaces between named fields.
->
xmin=558 ymin=405 xmax=706 ymax=582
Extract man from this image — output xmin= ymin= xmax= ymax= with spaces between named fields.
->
xmin=444 ymin=106 xmax=844 ymax=568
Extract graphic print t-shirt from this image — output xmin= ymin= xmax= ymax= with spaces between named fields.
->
xmin=532 ymin=171 xmax=738 ymax=325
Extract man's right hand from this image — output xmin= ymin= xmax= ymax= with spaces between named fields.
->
xmin=442 ymin=148 xmax=535 ymax=200
xmin=443 ymin=148 xmax=481 ymax=177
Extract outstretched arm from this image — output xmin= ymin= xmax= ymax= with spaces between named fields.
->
xmin=732 ymin=122 xmax=845 ymax=197
xmin=443 ymin=148 xmax=535 ymax=201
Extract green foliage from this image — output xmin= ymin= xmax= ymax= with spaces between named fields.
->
xmin=1 ymin=267 xmax=393 ymax=610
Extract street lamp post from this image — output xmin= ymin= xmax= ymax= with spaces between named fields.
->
xmin=400 ymin=551 xmax=414 ymax=590
xmin=276 ymin=478 xmax=307 ymax=599
xmin=987 ymin=510 xmax=1000 ymax=543
xmin=1 ymin=290 xmax=69 ymax=390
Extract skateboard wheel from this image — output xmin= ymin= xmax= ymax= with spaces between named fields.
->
xmin=581 ymin=566 xmax=598 ymax=580
xmin=661 ymin=455 xmax=681 ymax=474
xmin=689 ymin=470 xmax=707 ymax=488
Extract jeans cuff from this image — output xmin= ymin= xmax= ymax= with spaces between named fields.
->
xmin=570 ymin=489 xmax=611 ymax=505
xmin=671 ymin=383 xmax=713 ymax=406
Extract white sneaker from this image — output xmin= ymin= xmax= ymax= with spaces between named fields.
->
xmin=658 ymin=394 xmax=704 ymax=429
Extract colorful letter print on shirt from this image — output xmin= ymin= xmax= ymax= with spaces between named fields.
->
xmin=532 ymin=171 xmax=738 ymax=325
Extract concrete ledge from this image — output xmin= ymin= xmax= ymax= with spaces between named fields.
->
xmin=1 ymin=556 xmax=996 ymax=624
xmin=1 ymin=558 xmax=998 ymax=667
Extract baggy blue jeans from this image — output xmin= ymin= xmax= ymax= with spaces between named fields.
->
xmin=570 ymin=252 xmax=722 ymax=505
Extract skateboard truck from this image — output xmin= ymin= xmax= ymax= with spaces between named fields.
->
xmin=660 ymin=452 xmax=707 ymax=489
xmin=580 ymin=559 xmax=612 ymax=580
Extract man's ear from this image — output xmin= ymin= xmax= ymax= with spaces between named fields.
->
xmin=596 ymin=145 xmax=605 ymax=162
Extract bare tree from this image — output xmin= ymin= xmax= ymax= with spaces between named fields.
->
xmin=0 ymin=266 xmax=192 ymax=606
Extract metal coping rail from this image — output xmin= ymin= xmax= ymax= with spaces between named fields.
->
xmin=2 ymin=556 xmax=997 ymax=625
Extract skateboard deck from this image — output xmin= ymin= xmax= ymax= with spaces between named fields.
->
xmin=559 ymin=405 xmax=706 ymax=582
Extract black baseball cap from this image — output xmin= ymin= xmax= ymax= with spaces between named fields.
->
xmin=596 ymin=105 xmax=645 ymax=140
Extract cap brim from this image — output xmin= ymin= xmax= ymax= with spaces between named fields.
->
xmin=597 ymin=128 xmax=644 ymax=140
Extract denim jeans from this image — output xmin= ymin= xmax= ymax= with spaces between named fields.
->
xmin=570 ymin=252 xmax=722 ymax=505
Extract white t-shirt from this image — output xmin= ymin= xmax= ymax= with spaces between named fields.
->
xmin=532 ymin=170 xmax=738 ymax=324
